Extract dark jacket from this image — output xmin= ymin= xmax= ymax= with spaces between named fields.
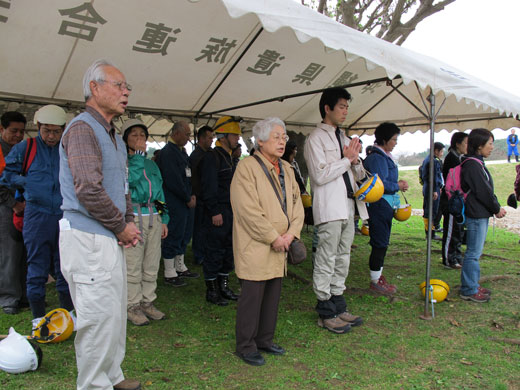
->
xmin=189 ymin=144 xmax=209 ymax=199
xmin=0 ymin=139 xmax=16 ymax=208
xmin=514 ymin=164 xmax=520 ymax=200
xmin=200 ymin=146 xmax=235 ymax=217
xmin=421 ymin=155 xmax=443 ymax=196
xmin=461 ymin=155 xmax=500 ymax=218
xmin=156 ymin=141 xmax=192 ymax=206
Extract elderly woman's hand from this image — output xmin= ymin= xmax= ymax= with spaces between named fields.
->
xmin=271 ymin=236 xmax=286 ymax=252
xmin=281 ymin=233 xmax=295 ymax=251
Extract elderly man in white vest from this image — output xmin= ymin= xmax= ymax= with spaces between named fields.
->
xmin=59 ymin=59 xmax=142 ymax=390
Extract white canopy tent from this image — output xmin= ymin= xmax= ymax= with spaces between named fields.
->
xmin=0 ymin=0 xmax=519 ymax=139
xmin=1 ymin=0 xmax=519 ymax=318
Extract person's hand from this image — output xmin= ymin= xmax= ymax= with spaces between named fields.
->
xmin=116 ymin=222 xmax=142 ymax=248
xmin=271 ymin=236 xmax=286 ymax=252
xmin=135 ymin=138 xmax=147 ymax=153
xmin=433 ymin=192 xmax=438 ymax=201
xmin=343 ymin=137 xmax=360 ymax=163
xmin=212 ymin=214 xmax=223 ymax=226
xmin=495 ymin=207 xmax=507 ymax=218
xmin=398 ymin=180 xmax=409 ymax=192
xmin=12 ymin=201 xmax=25 ymax=216
xmin=187 ymin=195 xmax=196 ymax=208
xmin=161 ymin=224 xmax=168 ymax=239
xmin=281 ymin=233 xmax=295 ymax=251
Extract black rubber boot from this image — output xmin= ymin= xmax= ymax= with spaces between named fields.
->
xmin=205 ymin=280 xmax=228 ymax=306
xmin=217 ymin=275 xmax=239 ymax=301
xmin=58 ymin=291 xmax=75 ymax=312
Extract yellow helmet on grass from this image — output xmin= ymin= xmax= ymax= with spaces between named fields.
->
xmin=354 ymin=174 xmax=384 ymax=203
xmin=32 ymin=308 xmax=74 ymax=344
xmin=419 ymin=279 xmax=450 ymax=303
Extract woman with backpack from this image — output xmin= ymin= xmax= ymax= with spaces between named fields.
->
xmin=460 ymin=128 xmax=506 ymax=303
xmin=441 ymin=132 xmax=468 ymax=269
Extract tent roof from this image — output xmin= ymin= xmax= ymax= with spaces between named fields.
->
xmin=1 ymin=0 xmax=519 ymax=137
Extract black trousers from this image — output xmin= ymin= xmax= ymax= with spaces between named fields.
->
xmin=235 ymin=278 xmax=282 ymax=355
xmin=442 ymin=211 xmax=464 ymax=265
xmin=202 ymin=206 xmax=234 ymax=280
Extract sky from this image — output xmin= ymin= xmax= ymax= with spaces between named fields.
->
xmin=369 ymin=0 xmax=520 ymax=156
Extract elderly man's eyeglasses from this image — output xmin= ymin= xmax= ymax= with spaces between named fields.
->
xmin=99 ymin=79 xmax=132 ymax=92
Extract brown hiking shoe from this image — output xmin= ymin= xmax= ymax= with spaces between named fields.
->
xmin=338 ymin=311 xmax=363 ymax=327
xmin=140 ymin=302 xmax=165 ymax=321
xmin=127 ymin=304 xmax=149 ymax=326
xmin=370 ymin=276 xmax=397 ymax=295
xmin=317 ymin=317 xmax=351 ymax=334
xmin=114 ymin=378 xmax=141 ymax=390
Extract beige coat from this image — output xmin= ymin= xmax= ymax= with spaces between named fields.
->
xmin=230 ymin=153 xmax=305 ymax=281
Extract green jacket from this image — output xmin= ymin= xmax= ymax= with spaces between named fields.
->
xmin=128 ymin=153 xmax=169 ymax=225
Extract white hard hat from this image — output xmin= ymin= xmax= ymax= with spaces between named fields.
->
xmin=0 ymin=327 xmax=43 ymax=374
xmin=33 ymin=105 xmax=67 ymax=126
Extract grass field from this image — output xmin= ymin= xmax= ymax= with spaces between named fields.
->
xmin=1 ymin=208 xmax=519 ymax=389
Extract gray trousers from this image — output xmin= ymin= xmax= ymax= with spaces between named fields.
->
xmin=313 ymin=199 xmax=355 ymax=301
xmin=0 ymin=204 xmax=25 ymax=308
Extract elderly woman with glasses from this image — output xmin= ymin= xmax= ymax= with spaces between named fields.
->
xmin=230 ymin=117 xmax=304 ymax=367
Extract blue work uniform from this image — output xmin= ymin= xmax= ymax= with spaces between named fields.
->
xmin=199 ymin=146 xmax=236 ymax=280
xmin=156 ymin=141 xmax=194 ymax=259
xmin=1 ymin=135 xmax=73 ymax=318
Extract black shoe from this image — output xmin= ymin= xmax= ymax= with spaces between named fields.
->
xmin=236 ymin=351 xmax=265 ymax=366
xmin=205 ymin=280 xmax=228 ymax=306
xmin=217 ymin=275 xmax=239 ymax=301
xmin=164 ymin=276 xmax=187 ymax=287
xmin=2 ymin=306 xmax=19 ymax=314
xmin=444 ymin=262 xmax=462 ymax=270
xmin=258 ymin=344 xmax=285 ymax=355
xmin=177 ymin=269 xmax=200 ymax=279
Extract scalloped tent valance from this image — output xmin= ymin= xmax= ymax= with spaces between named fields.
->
xmin=1 ymin=0 xmax=519 ymax=137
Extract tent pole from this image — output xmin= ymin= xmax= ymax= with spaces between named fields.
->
xmin=420 ymin=90 xmax=436 ymax=321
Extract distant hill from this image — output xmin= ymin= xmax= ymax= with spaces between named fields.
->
xmin=396 ymin=138 xmax=509 ymax=166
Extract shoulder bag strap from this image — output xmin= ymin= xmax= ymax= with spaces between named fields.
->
xmin=22 ymin=138 xmax=36 ymax=175
xmin=253 ymin=154 xmax=290 ymax=225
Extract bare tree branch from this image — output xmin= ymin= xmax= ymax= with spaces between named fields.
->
xmin=318 ymin=0 xmax=328 ymax=14
xmin=308 ymin=0 xmax=457 ymax=46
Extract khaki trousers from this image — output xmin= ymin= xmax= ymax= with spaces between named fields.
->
xmin=313 ymin=199 xmax=355 ymax=301
xmin=59 ymin=226 xmax=126 ymax=390
xmin=124 ymin=214 xmax=162 ymax=306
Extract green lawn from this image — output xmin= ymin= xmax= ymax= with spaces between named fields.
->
xmin=397 ymin=162 xmax=518 ymax=209
xmin=1 ymin=215 xmax=519 ymax=389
